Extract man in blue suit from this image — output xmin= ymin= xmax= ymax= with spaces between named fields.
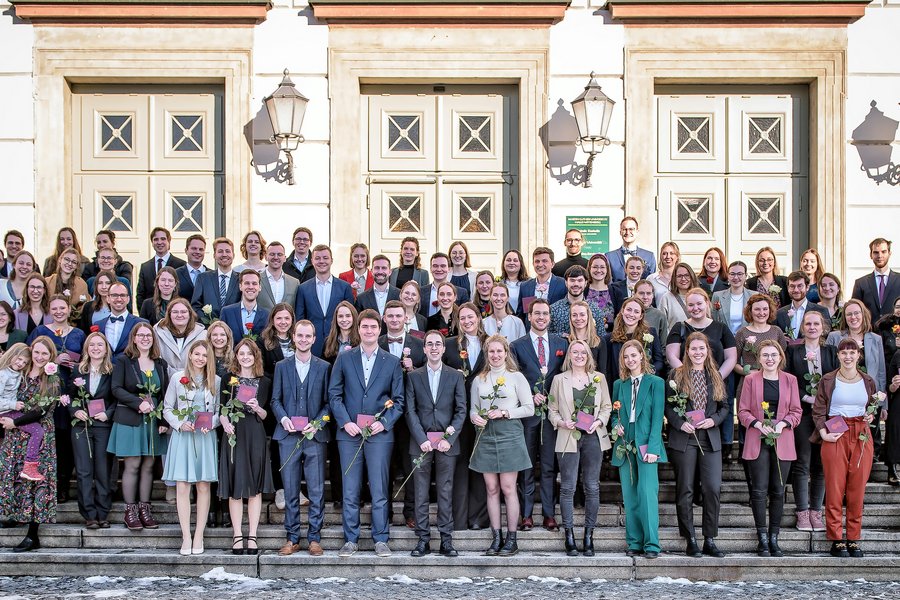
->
xmin=417 ymin=253 xmax=469 ymax=319
xmin=518 ymin=247 xmax=567 ymax=321
xmin=295 ymin=244 xmax=354 ymax=358
xmin=98 ymin=281 xmax=147 ymax=362
xmin=191 ymin=237 xmax=240 ymax=320
xmin=174 ymin=234 xmax=209 ymax=303
xmin=329 ymin=309 xmax=405 ymax=558
xmin=220 ymin=270 xmax=270 ymax=347
xmin=606 ymin=216 xmax=657 ymax=282
xmin=510 ymin=298 xmax=568 ymax=532
xmin=271 ymin=319 xmax=331 ymax=557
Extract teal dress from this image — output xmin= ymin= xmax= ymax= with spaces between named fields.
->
xmin=107 ymin=368 xmax=169 ymax=457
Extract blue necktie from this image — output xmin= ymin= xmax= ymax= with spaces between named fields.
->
xmin=219 ymin=274 xmax=227 ymax=305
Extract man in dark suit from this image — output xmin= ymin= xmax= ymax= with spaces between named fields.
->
xmin=852 ymin=237 xmax=900 ymax=322
xmin=282 ymin=226 xmax=315 ymax=284
xmin=295 ymin=244 xmax=354 ymax=358
xmin=98 ymin=281 xmax=147 ymax=361
xmin=404 ymin=330 xmax=467 ymax=557
xmin=418 ymin=253 xmax=470 ymax=319
xmin=775 ymin=271 xmax=831 ymax=340
xmin=510 ymin=298 xmax=568 ymax=531
xmin=135 ymin=227 xmax=186 ymax=308
xmin=606 ymin=216 xmax=657 ymax=282
xmin=271 ymin=319 xmax=331 ymax=557
xmin=191 ymin=237 xmax=240 ymax=320
xmin=518 ymin=247 xmax=567 ymax=321
xmin=175 ymin=234 xmax=208 ymax=303
xmin=356 ymin=254 xmax=399 ymax=317
xmin=609 ymin=255 xmax=648 ymax=316
xmin=379 ymin=301 xmax=426 ymax=526
xmin=220 ymin=270 xmax=270 ymax=346
xmin=0 ymin=230 xmax=24 ymax=278
xmin=259 ymin=242 xmax=300 ymax=311
xmin=329 ymin=309 xmax=405 ymax=558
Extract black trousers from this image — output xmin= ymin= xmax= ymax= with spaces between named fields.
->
xmin=670 ymin=435 xmax=722 ymax=539
xmin=413 ymin=449 xmax=456 ymax=541
xmin=520 ymin=416 xmax=558 ymax=519
xmin=391 ymin=419 xmax=415 ymax=519
xmin=747 ymin=444 xmax=790 ymax=533
xmin=71 ymin=424 xmax=114 ymax=521
xmin=452 ymin=419 xmax=488 ymax=529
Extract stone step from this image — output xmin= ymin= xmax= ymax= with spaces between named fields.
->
xmin=0 ymin=546 xmax=897 ymax=582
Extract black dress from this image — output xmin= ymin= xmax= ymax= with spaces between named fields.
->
xmin=218 ymin=375 xmax=274 ymax=499
xmin=885 ymin=352 xmax=900 ymax=465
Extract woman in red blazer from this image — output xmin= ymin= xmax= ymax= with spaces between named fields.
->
xmin=738 ymin=339 xmax=801 ymax=558
xmin=338 ymin=243 xmax=374 ymax=298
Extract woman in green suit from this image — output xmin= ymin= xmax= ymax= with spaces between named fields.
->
xmin=611 ymin=339 xmax=667 ymax=559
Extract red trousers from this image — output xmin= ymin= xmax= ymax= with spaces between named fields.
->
xmin=821 ymin=416 xmax=873 ymax=541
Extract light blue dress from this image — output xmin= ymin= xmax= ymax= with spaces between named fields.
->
xmin=161 ymin=373 xmax=220 ymax=483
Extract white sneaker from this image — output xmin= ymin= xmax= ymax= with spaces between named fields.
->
xmin=299 ymin=490 xmax=310 ymax=507
xmin=275 ymin=488 xmax=285 ymax=510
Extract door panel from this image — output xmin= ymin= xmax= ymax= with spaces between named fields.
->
xmin=657 ymin=177 xmax=726 ymax=268
xmin=78 ymin=174 xmax=150 ymax=261
xmin=726 ymin=176 xmax=799 ymax=269
xmin=657 ymin=96 xmax=726 ymax=174
xmin=368 ymin=183 xmax=438 ymax=259
xmin=78 ymin=94 xmax=149 ymax=171
xmin=727 ymin=96 xmax=798 ymax=174
xmin=438 ymin=95 xmax=506 ymax=172
xmin=150 ymin=174 xmax=219 ymax=251
xmin=151 ymin=94 xmax=219 ymax=171
xmin=368 ymin=96 xmax=437 ymax=172
xmin=439 ymin=182 xmax=507 ymax=272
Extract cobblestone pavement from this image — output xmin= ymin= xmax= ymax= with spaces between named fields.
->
xmin=1 ymin=574 xmax=899 ymax=599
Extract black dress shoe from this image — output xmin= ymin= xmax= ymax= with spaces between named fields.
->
xmin=830 ymin=541 xmax=850 ymax=558
xmin=469 ymin=523 xmax=483 ymax=531
xmin=644 ymin=551 xmax=659 ymax=559
xmin=207 ymin=512 xmax=218 ymax=529
xmin=685 ymin=537 xmax=702 ymax=557
xmin=439 ymin=541 xmax=459 ymax=557
xmin=410 ymin=539 xmax=431 ymax=557
xmin=12 ymin=536 xmax=39 ymax=553
xmin=625 ymin=548 xmax=644 ymax=557
xmin=0 ymin=519 xmax=20 ymax=529
xmin=702 ymin=537 xmax=725 ymax=558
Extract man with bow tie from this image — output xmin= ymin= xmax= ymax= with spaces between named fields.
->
xmin=99 ymin=281 xmax=147 ymax=362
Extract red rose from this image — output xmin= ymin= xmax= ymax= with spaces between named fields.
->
xmin=713 ymin=301 xmax=721 ymax=311
xmin=432 ymin=300 xmax=439 ymax=307
xmin=706 ymin=276 xmax=714 ymax=284
xmin=556 ymin=350 xmax=564 ymax=357
xmin=90 ymin=325 xmax=100 ymax=333
xmin=245 ymin=323 xmax=254 ymax=330
xmin=439 ymin=328 xmax=449 ymax=336
xmin=179 ymin=376 xmax=190 ymax=385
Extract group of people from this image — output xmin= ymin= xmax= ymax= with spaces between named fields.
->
xmin=0 ymin=219 xmax=897 ymax=562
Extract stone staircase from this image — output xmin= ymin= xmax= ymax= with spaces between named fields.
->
xmin=1 ymin=457 xmax=899 ymax=581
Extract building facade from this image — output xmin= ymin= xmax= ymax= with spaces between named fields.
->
xmin=1 ymin=0 xmax=897 ymax=280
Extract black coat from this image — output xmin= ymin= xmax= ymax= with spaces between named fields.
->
xmin=136 ymin=256 xmax=186 ymax=308
xmin=111 ymin=355 xmax=170 ymax=427
xmin=67 ymin=371 xmax=115 ymax=426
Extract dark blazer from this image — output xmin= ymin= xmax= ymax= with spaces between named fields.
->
xmin=606 ymin=247 xmax=657 ymax=282
xmin=220 ymin=302 xmax=270 ymax=347
xmin=604 ymin=327 xmax=664 ymax=387
xmin=699 ymin=276 xmax=728 ymax=296
xmin=97 ymin=314 xmax=148 ymax=362
xmin=510 ymin=333 xmax=569 ymax=427
xmin=175 ymin=264 xmax=209 ymax=305
xmin=111 ymin=355 xmax=170 ymax=427
xmin=283 ymin=255 xmax=315 ymax=284
xmin=517 ymin=275 xmax=567 ymax=319
xmin=417 ymin=283 xmax=470 ymax=319
xmin=774 ymin=301 xmax=831 ymax=339
xmin=404 ymin=365 xmax=467 ymax=456
xmin=67 ymin=371 xmax=115 ymax=425
xmin=443 ymin=336 xmax=486 ymax=390
xmin=609 ymin=280 xmax=636 ymax=316
xmin=257 ymin=338 xmax=288 ymax=379
xmin=328 ymin=347 xmax=405 ymax=442
xmin=664 ymin=372 xmax=730 ymax=453
xmin=190 ymin=270 xmax=240 ymax=319
xmin=378 ymin=332 xmax=426 ymax=370
xmin=270 ymin=355 xmax=331 ymax=443
xmin=294 ymin=276 xmax=355 ymax=358
xmin=0 ymin=329 xmax=28 ymax=352
xmin=138 ymin=298 xmax=166 ymax=324
xmin=746 ymin=274 xmax=790 ymax=308
xmin=136 ymin=255 xmax=186 ymax=308
xmin=389 ymin=267 xmax=429 ymax=290
xmin=355 ymin=285 xmax=401 ymax=315
xmin=852 ymin=270 xmax=900 ymax=322
xmin=82 ymin=255 xmax=134 ymax=285
xmin=785 ymin=343 xmax=839 ymax=402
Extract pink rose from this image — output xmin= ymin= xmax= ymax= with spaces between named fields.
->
xmin=73 ymin=377 xmax=86 ymax=388
xmin=805 ymin=351 xmax=816 ymax=362
xmin=59 ymin=394 xmax=71 ymax=407
xmin=746 ymin=336 xmax=757 ymax=345
xmin=351 ymin=281 xmax=360 ymax=290
xmin=44 ymin=363 xmax=58 ymax=376
xmin=787 ymin=309 xmax=796 ymax=318
xmin=403 ymin=347 xmax=411 ymax=357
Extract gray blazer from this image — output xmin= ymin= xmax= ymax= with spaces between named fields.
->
xmin=825 ymin=330 xmax=887 ymax=392
xmin=389 ymin=267 xmax=430 ymax=290
xmin=711 ymin=288 xmax=753 ymax=335
xmin=258 ymin=271 xmax=300 ymax=311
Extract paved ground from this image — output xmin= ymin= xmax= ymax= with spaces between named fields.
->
xmin=1 ymin=574 xmax=899 ymax=599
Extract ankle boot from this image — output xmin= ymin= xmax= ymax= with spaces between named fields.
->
xmin=484 ymin=527 xmax=503 ymax=556
xmin=564 ymin=528 xmax=578 ymax=556
xmin=702 ymin=537 xmax=725 ymax=558
xmin=768 ymin=530 xmax=784 ymax=557
xmin=137 ymin=502 xmax=159 ymax=529
xmin=756 ymin=528 xmax=770 ymax=557
xmin=582 ymin=528 xmax=595 ymax=557
xmin=124 ymin=503 xmax=143 ymax=531
xmin=685 ymin=536 xmax=702 ymax=557
xmin=498 ymin=531 xmax=518 ymax=556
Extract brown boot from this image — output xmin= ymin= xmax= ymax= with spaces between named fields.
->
xmin=124 ymin=503 xmax=143 ymax=531
xmin=138 ymin=502 xmax=159 ymax=529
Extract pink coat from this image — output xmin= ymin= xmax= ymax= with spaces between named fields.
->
xmin=738 ymin=370 xmax=802 ymax=461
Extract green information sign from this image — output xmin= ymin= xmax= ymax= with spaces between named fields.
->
xmin=566 ymin=215 xmax=610 ymax=257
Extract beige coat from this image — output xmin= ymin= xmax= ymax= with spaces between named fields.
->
xmin=548 ymin=370 xmax=612 ymax=453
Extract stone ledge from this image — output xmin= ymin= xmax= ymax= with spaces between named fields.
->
xmin=606 ymin=0 xmax=869 ymax=25
xmin=10 ymin=0 xmax=271 ymax=25
xmin=309 ymin=0 xmax=569 ymax=26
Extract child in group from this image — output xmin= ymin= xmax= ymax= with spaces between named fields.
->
xmin=0 ymin=343 xmax=45 ymax=482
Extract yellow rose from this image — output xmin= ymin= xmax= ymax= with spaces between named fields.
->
xmin=144 ymin=370 xmax=153 ymax=378
xmin=229 ymin=377 xmax=239 ymax=386
xmin=593 ymin=375 xmax=602 ymax=383
xmin=322 ymin=415 xmax=330 ymax=422
xmin=761 ymin=401 xmax=769 ymax=412
xmin=496 ymin=377 xmax=506 ymax=386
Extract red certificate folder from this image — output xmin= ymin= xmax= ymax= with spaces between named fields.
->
xmin=193 ymin=411 xmax=214 ymax=430
xmin=685 ymin=410 xmax=705 ymax=426
xmin=87 ymin=399 xmax=106 ymax=418
xmin=825 ymin=415 xmax=848 ymax=434
xmin=575 ymin=410 xmax=595 ymax=432
xmin=236 ymin=384 xmax=257 ymax=404
xmin=427 ymin=432 xmax=445 ymax=446
xmin=356 ymin=414 xmax=375 ymax=429
xmin=290 ymin=416 xmax=309 ymax=431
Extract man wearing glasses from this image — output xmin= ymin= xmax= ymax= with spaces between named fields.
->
xmin=605 ymin=217 xmax=656 ymax=282
xmin=552 ymin=229 xmax=589 ymax=277
xmin=99 ymin=282 xmax=147 ymax=361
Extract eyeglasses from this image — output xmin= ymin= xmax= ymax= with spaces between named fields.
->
xmin=728 ymin=272 xmax=746 ymax=278
xmin=108 ymin=293 xmax=129 ymax=299
xmin=565 ymin=238 xmax=582 ymax=244
xmin=62 ymin=258 xmax=79 ymax=266
xmin=424 ymin=341 xmax=444 ymax=348
xmin=134 ymin=333 xmax=153 ymax=339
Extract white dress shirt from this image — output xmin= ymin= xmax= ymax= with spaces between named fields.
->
xmin=266 ymin=269 xmax=286 ymax=304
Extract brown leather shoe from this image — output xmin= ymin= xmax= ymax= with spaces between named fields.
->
xmin=137 ymin=502 xmax=159 ymax=529
xmin=308 ymin=541 xmax=324 ymax=556
xmin=543 ymin=516 xmax=559 ymax=531
xmin=278 ymin=541 xmax=301 ymax=556
xmin=124 ymin=503 xmax=143 ymax=531
xmin=520 ymin=517 xmax=534 ymax=531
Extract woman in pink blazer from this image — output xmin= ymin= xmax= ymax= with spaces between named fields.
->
xmin=738 ymin=339 xmax=801 ymax=558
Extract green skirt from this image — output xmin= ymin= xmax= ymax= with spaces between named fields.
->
xmin=469 ymin=418 xmax=531 ymax=474
xmin=108 ymin=418 xmax=169 ymax=457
